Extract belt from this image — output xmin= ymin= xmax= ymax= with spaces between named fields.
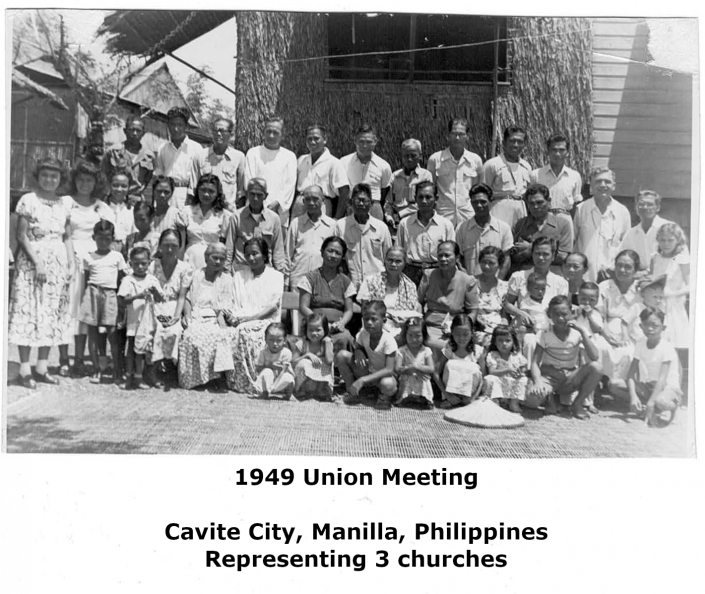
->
xmin=407 ymin=261 xmax=438 ymax=269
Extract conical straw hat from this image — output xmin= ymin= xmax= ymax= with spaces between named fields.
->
xmin=444 ymin=397 xmax=525 ymax=428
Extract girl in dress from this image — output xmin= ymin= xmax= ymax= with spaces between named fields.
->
xmin=434 ymin=314 xmax=483 ymax=409
xmin=395 ymin=318 xmax=435 ymax=408
xmin=9 ymin=157 xmax=74 ymax=388
xmin=291 ymin=313 xmax=335 ymax=400
xmin=106 ymin=169 xmax=136 ymax=255
xmin=483 ymin=325 xmax=529 ymax=413
xmin=650 ymin=223 xmax=690 ymax=349
xmin=254 ymin=323 xmax=295 ymax=399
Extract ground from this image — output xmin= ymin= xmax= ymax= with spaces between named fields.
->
xmin=4 ymin=360 xmax=692 ymax=457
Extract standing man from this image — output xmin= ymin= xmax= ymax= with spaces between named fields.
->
xmin=340 ymin=124 xmax=393 ymax=221
xmin=396 ymin=181 xmax=456 ymax=287
xmin=189 ymin=117 xmax=245 ymax=212
xmin=286 ymin=185 xmax=336 ymax=291
xmin=384 ymin=138 xmax=433 ymax=229
xmin=530 ymin=133 xmax=583 ymax=217
xmin=292 ymin=124 xmax=349 ymax=220
xmin=511 ymin=183 xmax=573 ymax=274
xmin=619 ymin=190 xmax=671 ymax=270
xmin=426 ymin=117 xmax=483 ymax=227
xmin=224 ymin=177 xmax=288 ymax=277
xmin=154 ymin=106 xmax=202 ymax=208
xmin=244 ymin=115 xmax=297 ymax=231
xmin=334 ymin=183 xmax=392 ymax=289
xmin=483 ymin=125 xmax=531 ymax=228
xmin=101 ymin=115 xmax=156 ymax=200
xmin=573 ymin=167 xmax=631 ymax=282
xmin=456 ymin=183 xmax=513 ymax=279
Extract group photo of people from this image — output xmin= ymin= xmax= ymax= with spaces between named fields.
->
xmin=7 ymin=107 xmax=691 ymax=431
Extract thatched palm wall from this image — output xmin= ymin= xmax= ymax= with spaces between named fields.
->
xmin=236 ymin=13 xmax=592 ymax=176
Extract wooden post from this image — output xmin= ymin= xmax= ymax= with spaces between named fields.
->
xmin=490 ymin=20 xmax=501 ymax=158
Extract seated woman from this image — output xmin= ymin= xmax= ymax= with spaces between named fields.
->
xmin=417 ymin=240 xmax=479 ymax=355
xmin=357 ymin=247 xmax=421 ymax=342
xmin=473 ymin=246 xmax=509 ymax=347
xmin=178 ymin=173 xmax=231 ymax=271
xmin=178 ymin=243 xmax=235 ymax=390
xmin=149 ymin=229 xmax=193 ymax=386
xmin=297 ymin=236 xmax=355 ymax=352
xmin=223 ymin=237 xmax=285 ymax=393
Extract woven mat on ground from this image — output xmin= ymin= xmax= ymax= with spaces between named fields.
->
xmin=4 ymin=379 xmax=692 ymax=457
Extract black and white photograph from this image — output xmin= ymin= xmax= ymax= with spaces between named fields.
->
xmin=3 ymin=9 xmax=697 ymax=458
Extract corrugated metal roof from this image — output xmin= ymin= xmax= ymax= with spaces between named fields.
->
xmin=98 ymin=10 xmax=236 ymax=56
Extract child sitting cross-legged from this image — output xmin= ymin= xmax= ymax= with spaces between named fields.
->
xmin=291 ymin=313 xmax=335 ymax=401
xmin=526 ymin=295 xmax=603 ymax=419
xmin=394 ymin=318 xmax=435 ymax=409
xmin=335 ymin=300 xmax=398 ymax=410
xmin=254 ymin=322 xmax=295 ymax=399
xmin=627 ymin=307 xmax=682 ymax=427
xmin=482 ymin=324 xmax=529 ymax=413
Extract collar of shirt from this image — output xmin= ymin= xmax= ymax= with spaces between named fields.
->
xmin=352 ymin=152 xmax=381 ymax=168
xmin=500 ymin=153 xmax=532 ymax=172
xmin=242 ymin=206 xmax=275 ymax=223
xmin=302 ymin=214 xmax=333 ymax=230
xmin=350 ymin=214 xmax=383 ymax=233
xmin=587 ymin=197 xmax=619 ymax=219
xmin=169 ymin=137 xmax=197 ymax=152
xmin=639 ymin=215 xmax=667 ymax=233
xmin=526 ymin=213 xmax=558 ymax=230
xmin=542 ymin=164 xmax=571 ymax=180
xmin=468 ymin=215 xmax=500 ymax=232
xmin=410 ymin=212 xmax=440 ymax=229
xmin=440 ymin=147 xmax=475 ymax=165
xmin=395 ymin=165 xmax=424 ymax=180
xmin=208 ymin=146 xmax=238 ymax=161
xmin=306 ymin=148 xmax=333 ymax=167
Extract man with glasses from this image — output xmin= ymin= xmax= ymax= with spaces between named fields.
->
xmin=426 ymin=117 xmax=484 ymax=227
xmin=154 ymin=106 xmax=202 ymax=208
xmin=619 ymin=190 xmax=671 ymax=271
xmin=189 ymin=117 xmax=245 ymax=211
xmin=340 ymin=124 xmax=393 ymax=221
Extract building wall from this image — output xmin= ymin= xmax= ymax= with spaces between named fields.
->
xmin=592 ymin=18 xmax=693 ymax=230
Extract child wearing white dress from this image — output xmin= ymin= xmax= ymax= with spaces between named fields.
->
xmin=650 ymin=223 xmax=690 ymax=348
xmin=291 ymin=313 xmax=335 ymax=400
xmin=395 ymin=318 xmax=435 ymax=408
xmin=483 ymin=325 xmax=528 ymax=413
xmin=254 ymin=322 xmax=295 ymax=398
xmin=434 ymin=314 xmax=483 ymax=409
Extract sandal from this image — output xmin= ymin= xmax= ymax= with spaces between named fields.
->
xmin=571 ymin=407 xmax=590 ymax=420
xmin=34 ymin=372 xmax=59 ymax=385
xmin=20 ymin=375 xmax=37 ymax=389
xmin=59 ymin=361 xmax=70 ymax=377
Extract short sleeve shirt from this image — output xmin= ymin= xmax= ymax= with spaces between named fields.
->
xmin=340 ymin=152 xmax=392 ymax=202
xmin=297 ymin=269 xmax=356 ymax=310
xmin=633 ymin=338 xmax=680 ymax=388
xmin=355 ymin=328 xmax=398 ymax=373
xmin=83 ymin=250 xmax=128 ymax=289
xmin=296 ymin=149 xmax=348 ymax=197
xmin=456 ymin=216 xmax=513 ymax=275
xmin=537 ymin=328 xmax=583 ymax=369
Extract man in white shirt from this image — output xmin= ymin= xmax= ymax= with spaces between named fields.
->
xmin=154 ymin=106 xmax=202 ymax=209
xmin=573 ymin=167 xmax=631 ymax=282
xmin=189 ymin=117 xmax=245 ymax=212
xmin=292 ymin=124 xmax=349 ymax=219
xmin=482 ymin=125 xmax=531 ymax=228
xmin=340 ymin=124 xmax=392 ymax=221
xmin=244 ymin=115 xmax=297 ymax=231
xmin=426 ymin=117 xmax=483 ymax=227
xmin=530 ymin=133 xmax=584 ymax=217
xmin=619 ymin=190 xmax=670 ymax=270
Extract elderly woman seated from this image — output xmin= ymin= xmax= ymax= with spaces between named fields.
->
xmin=178 ymin=243 xmax=235 ymax=389
xmin=417 ymin=240 xmax=479 ymax=355
xmin=357 ymin=247 xmax=421 ymax=342
xmin=223 ymin=237 xmax=285 ymax=392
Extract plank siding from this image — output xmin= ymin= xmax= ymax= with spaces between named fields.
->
xmin=591 ymin=18 xmax=693 ymax=230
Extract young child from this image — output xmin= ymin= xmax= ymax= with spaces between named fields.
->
xmin=78 ymin=220 xmax=128 ymax=383
xmin=650 ymin=223 xmax=690 ymax=349
xmin=517 ymin=272 xmax=549 ymax=332
xmin=117 ymin=246 xmax=164 ymax=389
xmin=106 ymin=170 xmax=136 ymax=255
xmin=640 ymin=276 xmax=666 ymax=312
xmin=384 ymin=138 xmax=433 ymax=229
xmin=483 ymin=325 xmax=529 ymax=413
xmin=527 ymin=295 xmax=602 ymax=419
xmin=291 ymin=313 xmax=335 ymax=400
xmin=335 ymin=300 xmax=398 ymax=410
xmin=434 ymin=314 xmax=483 ymax=409
xmin=627 ymin=307 xmax=682 ymax=426
xmin=125 ymin=202 xmax=158 ymax=260
xmin=395 ymin=318 xmax=435 ymax=408
xmin=254 ymin=322 xmax=295 ymax=399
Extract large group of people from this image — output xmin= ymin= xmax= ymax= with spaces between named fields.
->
xmin=8 ymin=109 xmax=690 ymax=428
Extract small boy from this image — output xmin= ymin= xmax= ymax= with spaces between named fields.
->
xmin=640 ymin=276 xmax=666 ymax=312
xmin=335 ymin=300 xmax=398 ymax=409
xmin=527 ymin=295 xmax=603 ymax=419
xmin=517 ymin=272 xmax=549 ymax=332
xmin=254 ymin=322 xmax=295 ymax=399
xmin=125 ymin=202 xmax=158 ymax=261
xmin=79 ymin=220 xmax=128 ymax=384
xmin=627 ymin=307 xmax=681 ymax=426
xmin=117 ymin=246 xmax=164 ymax=389
xmin=384 ymin=139 xmax=433 ymax=229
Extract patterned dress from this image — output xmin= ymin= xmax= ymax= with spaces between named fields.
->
xmin=652 ymin=250 xmax=690 ymax=348
xmin=9 ymin=193 xmax=72 ymax=347
xmin=484 ymin=351 xmax=529 ymax=401
xmin=292 ymin=337 xmax=335 ymax=391
xmin=149 ymin=259 xmax=193 ymax=363
xmin=395 ymin=345 xmax=434 ymax=403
